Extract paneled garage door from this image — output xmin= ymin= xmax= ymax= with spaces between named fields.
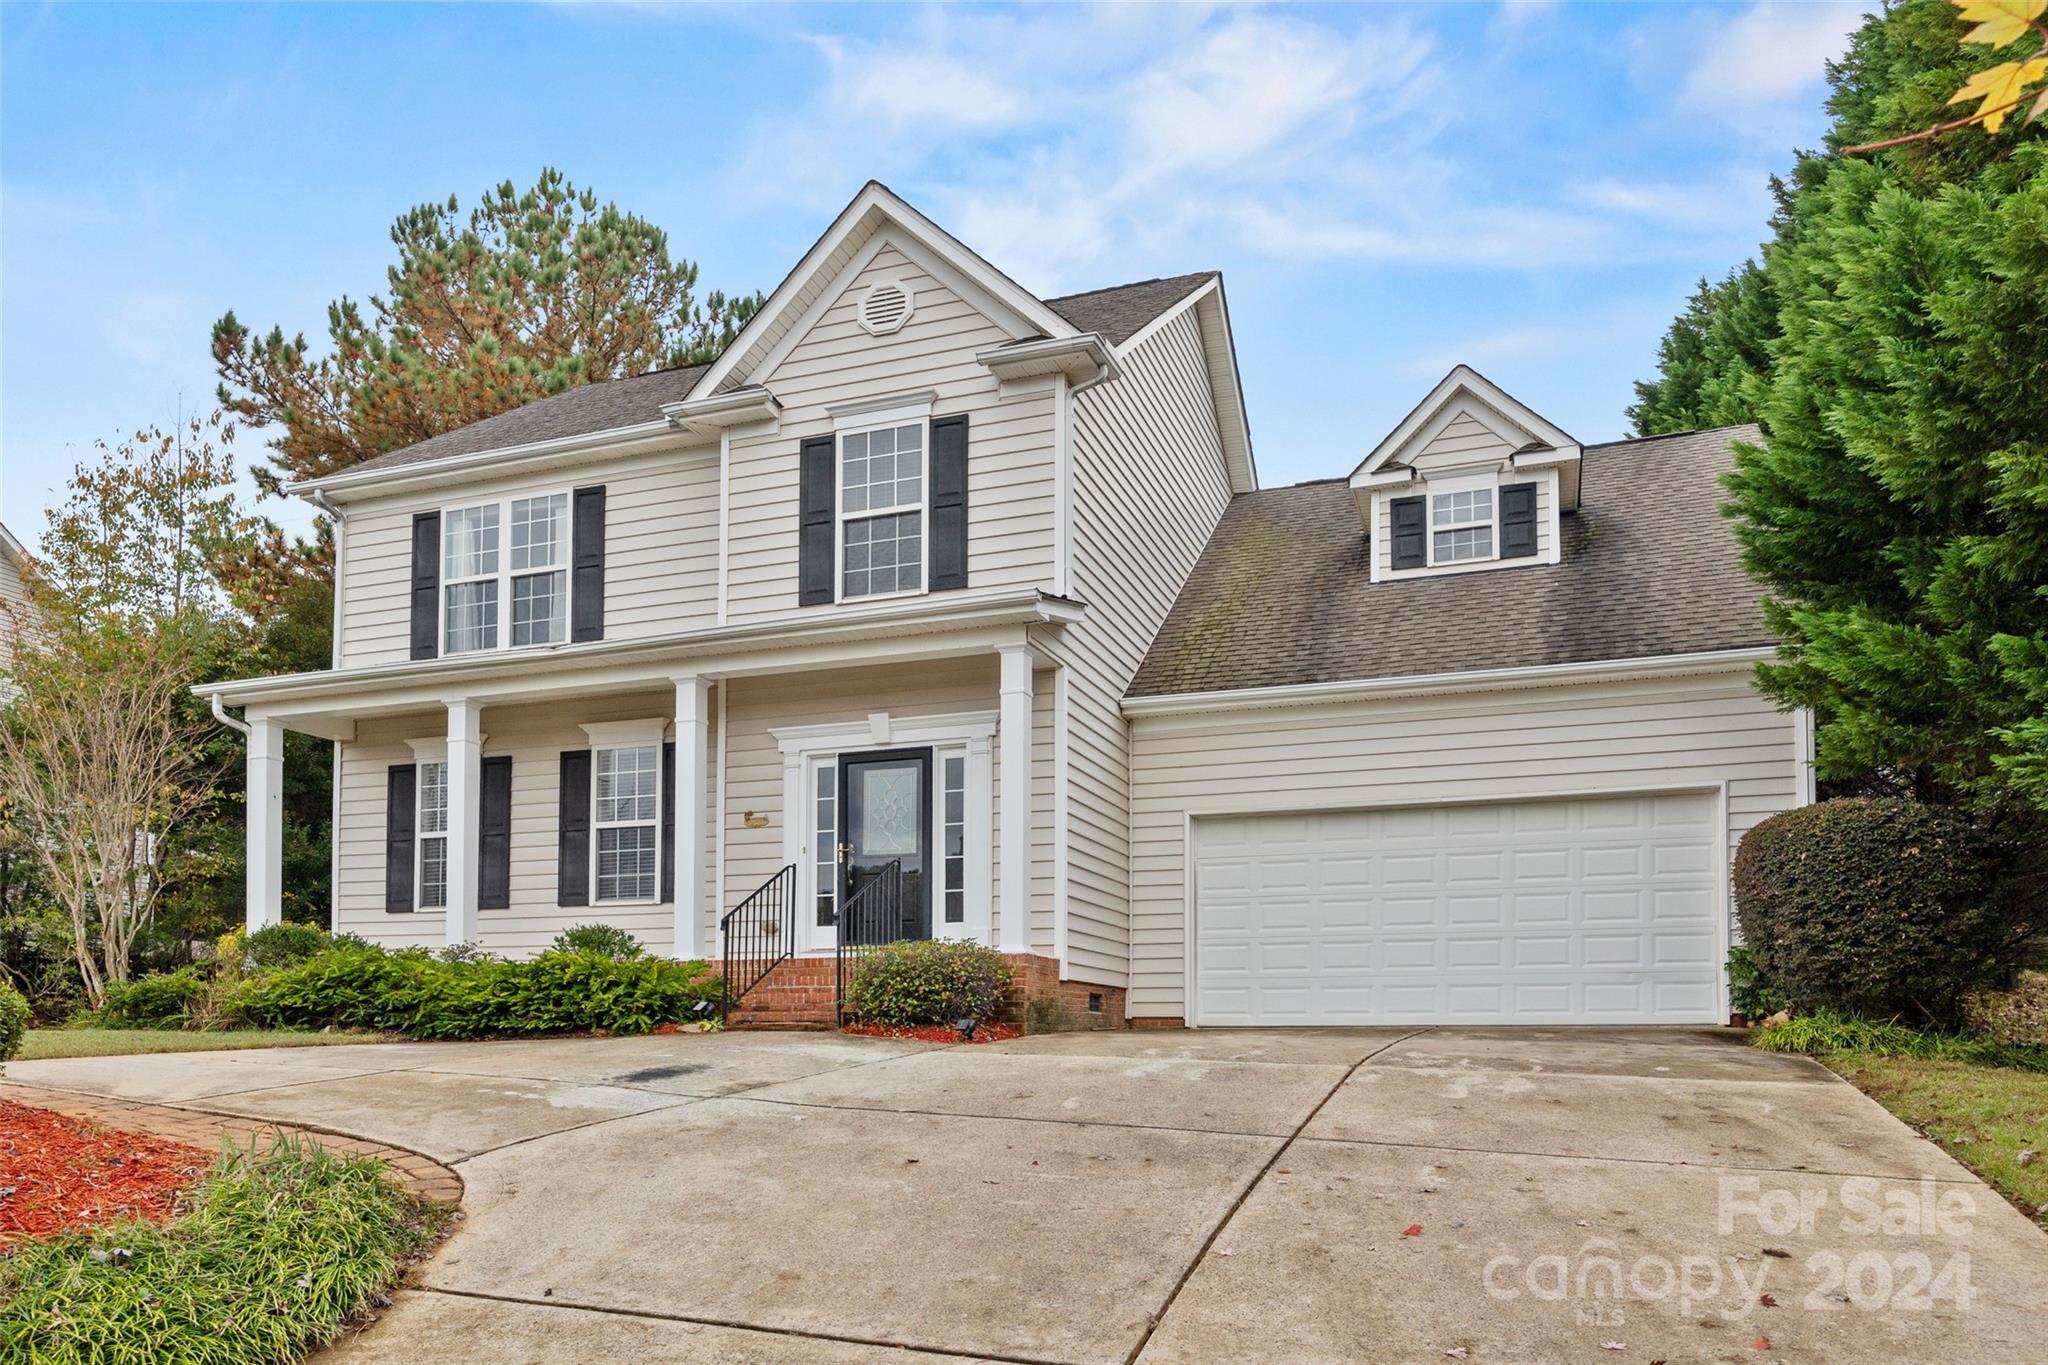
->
xmin=1192 ymin=793 xmax=1721 ymax=1025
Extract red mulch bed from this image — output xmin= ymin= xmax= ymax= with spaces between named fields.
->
xmin=841 ymin=1022 xmax=1023 ymax=1044
xmin=0 ymin=1101 xmax=211 ymax=1247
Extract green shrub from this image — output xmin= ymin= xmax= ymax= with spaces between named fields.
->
xmin=1963 ymin=970 xmax=2048 ymax=1049
xmin=97 ymin=970 xmax=206 ymax=1028
xmin=1733 ymin=799 xmax=2039 ymax=1027
xmin=0 ymin=982 xmax=28 ymax=1065
xmin=229 ymin=942 xmax=720 ymax=1039
xmin=1727 ymin=945 xmax=1787 ymax=1020
xmin=551 ymin=923 xmax=646 ymax=960
xmin=0 ymin=1132 xmax=443 ymax=1364
xmin=241 ymin=922 xmax=330 ymax=970
xmin=434 ymin=941 xmax=498 ymax=966
xmin=843 ymin=939 xmax=1011 ymax=1027
xmin=1751 ymin=1007 xmax=2048 ymax=1073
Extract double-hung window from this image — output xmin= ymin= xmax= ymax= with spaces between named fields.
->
xmin=839 ymin=419 xmax=925 ymax=600
xmin=417 ymin=760 xmax=449 ymax=910
xmin=443 ymin=493 xmax=569 ymax=654
xmin=594 ymin=744 xmax=659 ymax=902
xmin=1429 ymin=485 xmax=1495 ymax=565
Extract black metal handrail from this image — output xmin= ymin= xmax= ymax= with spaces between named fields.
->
xmin=720 ymin=863 xmax=797 ymax=1022
xmin=835 ymin=858 xmax=903 ymax=1027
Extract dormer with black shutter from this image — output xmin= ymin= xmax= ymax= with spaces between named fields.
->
xmin=1349 ymin=365 xmax=1581 ymax=583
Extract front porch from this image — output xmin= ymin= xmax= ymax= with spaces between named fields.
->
xmin=222 ymin=617 xmax=1093 ymax=1022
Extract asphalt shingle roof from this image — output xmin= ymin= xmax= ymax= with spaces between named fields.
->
xmin=331 ymin=274 xmax=1216 ymax=481
xmin=1127 ymin=425 xmax=1772 ymax=698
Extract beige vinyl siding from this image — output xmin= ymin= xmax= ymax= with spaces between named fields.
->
xmin=1126 ymin=673 xmax=1801 ymax=1019
xmin=1049 ymin=305 xmax=1234 ymax=983
xmin=717 ymin=657 xmax=1008 ymax=946
xmin=724 ymin=242 xmax=1056 ymax=626
xmin=1374 ymin=469 xmax=1553 ymax=579
xmin=1410 ymin=411 xmax=1518 ymax=472
xmin=334 ymin=690 xmax=714 ymax=958
xmin=335 ymin=449 xmax=719 ymax=668
xmin=0 ymin=544 xmax=25 ymax=682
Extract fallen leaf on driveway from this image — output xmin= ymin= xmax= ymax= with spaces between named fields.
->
xmin=1753 ymin=1336 xmax=1772 ymax=1351
xmin=1576 ymin=1219 xmax=1592 ymax=1227
xmin=1443 ymin=1349 xmax=1469 ymax=1360
xmin=1758 ymin=1293 xmax=1777 ymax=1307
xmin=1599 ymin=1343 xmax=1626 ymax=1352
xmin=1402 ymin=1224 xmax=1423 ymax=1237
xmin=1761 ymin=1248 xmax=1791 ymax=1258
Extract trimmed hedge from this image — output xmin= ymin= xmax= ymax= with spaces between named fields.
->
xmin=228 ymin=942 xmax=720 ymax=1039
xmin=97 ymin=970 xmax=207 ymax=1028
xmin=1734 ymin=798 xmax=2039 ymax=1027
xmin=843 ymin=939 xmax=1011 ymax=1027
xmin=0 ymin=982 xmax=27 ymax=1065
xmin=241 ymin=922 xmax=332 ymax=970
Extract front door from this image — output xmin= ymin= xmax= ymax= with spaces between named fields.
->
xmin=837 ymin=749 xmax=931 ymax=944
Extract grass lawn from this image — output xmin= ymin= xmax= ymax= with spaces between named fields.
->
xmin=1825 ymin=1052 xmax=2048 ymax=1230
xmin=17 ymin=1027 xmax=397 ymax=1062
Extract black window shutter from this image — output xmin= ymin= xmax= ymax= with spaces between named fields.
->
xmin=929 ymin=413 xmax=970 ymax=591
xmin=1500 ymin=482 xmax=1539 ymax=559
xmin=1390 ymin=495 xmax=1427 ymax=570
xmin=409 ymin=513 xmax=440 ymax=660
xmin=660 ymin=740 xmax=677 ymax=904
xmin=798 ymin=434 xmax=836 ymax=605
xmin=478 ymin=756 xmax=513 ymax=911
xmin=385 ymin=764 xmax=417 ymax=912
xmin=571 ymin=486 xmax=606 ymax=642
xmin=557 ymin=750 xmax=592 ymax=907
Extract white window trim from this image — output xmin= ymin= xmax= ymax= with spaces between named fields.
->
xmin=1425 ymin=473 xmax=1499 ymax=568
xmin=832 ymin=398 xmax=934 ymax=606
xmin=440 ymin=489 xmax=572 ymax=657
xmin=581 ymin=719 xmax=668 ymax=907
xmin=771 ymin=710 xmax=996 ymax=954
xmin=405 ymin=737 xmax=450 ymax=914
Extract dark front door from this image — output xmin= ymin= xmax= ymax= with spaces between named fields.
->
xmin=838 ymin=749 xmax=931 ymax=943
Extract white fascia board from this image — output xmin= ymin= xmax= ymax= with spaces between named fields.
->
xmin=1095 ymin=275 xmax=1257 ymax=494
xmin=1349 ymin=466 xmax=1420 ymax=491
xmin=661 ymin=386 xmax=781 ymax=438
xmin=288 ymin=421 xmax=712 ymax=505
xmin=0 ymin=521 xmax=26 ymax=565
xmin=1121 ymin=647 xmax=1775 ymax=717
xmin=192 ymin=589 xmax=1088 ymax=709
xmin=976 ymin=334 xmax=1117 ymax=385
xmin=1353 ymin=364 xmax=1580 ymax=481
xmin=687 ymin=182 xmax=1077 ymax=400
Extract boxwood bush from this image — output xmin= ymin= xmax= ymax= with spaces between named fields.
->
xmin=240 ymin=922 xmax=332 ymax=970
xmin=228 ymin=942 xmax=720 ymax=1039
xmin=0 ymin=982 xmax=28 ymax=1065
xmin=550 ymin=923 xmax=645 ymax=960
xmin=842 ymin=939 xmax=1011 ymax=1027
xmin=1734 ymin=798 xmax=2040 ymax=1027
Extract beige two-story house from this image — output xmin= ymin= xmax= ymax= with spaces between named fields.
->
xmin=199 ymin=182 xmax=1808 ymax=1029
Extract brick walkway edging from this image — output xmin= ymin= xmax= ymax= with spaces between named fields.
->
xmin=0 ymin=1080 xmax=464 ymax=1206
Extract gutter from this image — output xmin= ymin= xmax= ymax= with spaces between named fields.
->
xmin=285 ymin=418 xmax=697 ymax=503
xmin=209 ymin=692 xmax=250 ymax=736
xmin=1120 ymin=647 xmax=1776 ymax=718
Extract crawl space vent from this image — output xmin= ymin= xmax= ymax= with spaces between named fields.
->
xmin=857 ymin=281 xmax=914 ymax=336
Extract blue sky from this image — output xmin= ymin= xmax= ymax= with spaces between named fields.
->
xmin=0 ymin=1 xmax=1869 ymax=542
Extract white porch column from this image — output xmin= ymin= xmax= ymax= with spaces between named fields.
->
xmin=997 ymin=644 xmax=1033 ymax=954
xmin=444 ymin=698 xmax=482 ymax=947
xmin=245 ymin=716 xmax=285 ymax=933
xmin=675 ymin=675 xmax=711 ymax=960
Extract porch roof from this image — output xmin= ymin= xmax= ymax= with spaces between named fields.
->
xmin=196 ymin=589 xmax=1083 ymax=738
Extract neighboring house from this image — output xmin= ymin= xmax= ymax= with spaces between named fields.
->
xmin=0 ymin=521 xmax=29 ymax=688
xmin=197 ymin=182 xmax=1809 ymax=1029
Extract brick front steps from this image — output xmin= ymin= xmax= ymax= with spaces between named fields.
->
xmin=0 ymin=1081 xmax=464 ymax=1206
xmin=725 ymin=952 xmax=1129 ymax=1033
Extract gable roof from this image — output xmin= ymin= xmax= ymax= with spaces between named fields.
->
xmin=1128 ymin=425 xmax=1769 ymax=698
xmin=333 ymin=364 xmax=710 ymax=480
xmin=1044 ymin=272 xmax=1218 ymax=346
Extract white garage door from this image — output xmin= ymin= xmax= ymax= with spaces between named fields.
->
xmin=1193 ymin=793 xmax=1721 ymax=1025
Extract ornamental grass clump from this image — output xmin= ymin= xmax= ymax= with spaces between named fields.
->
xmin=0 ymin=1133 xmax=444 ymax=1365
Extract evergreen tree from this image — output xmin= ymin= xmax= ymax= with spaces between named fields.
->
xmin=1627 ymin=259 xmax=1778 ymax=436
xmin=1711 ymin=0 xmax=2048 ymax=810
xmin=213 ymin=167 xmax=762 ymax=496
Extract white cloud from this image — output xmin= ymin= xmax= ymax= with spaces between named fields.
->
xmin=811 ymin=35 xmax=1030 ymax=133
xmin=1575 ymin=169 xmax=1775 ymax=229
xmin=1680 ymin=2 xmax=1867 ymax=111
xmin=1397 ymin=324 xmax=1571 ymax=379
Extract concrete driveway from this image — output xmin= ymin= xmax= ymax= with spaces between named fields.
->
xmin=10 ymin=1027 xmax=2046 ymax=1363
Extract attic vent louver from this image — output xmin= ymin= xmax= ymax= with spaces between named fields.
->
xmin=857 ymin=280 xmax=914 ymax=336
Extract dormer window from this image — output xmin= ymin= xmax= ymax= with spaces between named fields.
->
xmin=1430 ymin=486 xmax=1494 ymax=565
